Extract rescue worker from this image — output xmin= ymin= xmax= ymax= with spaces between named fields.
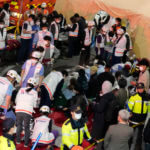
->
xmin=49 ymin=14 xmax=61 ymax=48
xmin=112 ymin=26 xmax=127 ymax=65
xmin=32 ymin=106 xmax=56 ymax=150
xmin=67 ymin=16 xmax=79 ymax=58
xmin=40 ymin=2 xmax=49 ymax=16
xmin=20 ymin=50 xmax=44 ymax=89
xmin=0 ymin=70 xmax=17 ymax=116
xmin=17 ymin=15 xmax=35 ymax=63
xmin=79 ymin=21 xmax=94 ymax=66
xmin=15 ymin=77 xmax=38 ymax=147
xmin=127 ymin=83 xmax=149 ymax=150
xmin=0 ymin=20 xmax=7 ymax=62
xmin=61 ymin=105 xmax=92 ymax=150
xmin=33 ymin=24 xmax=54 ymax=48
xmin=40 ymin=70 xmax=68 ymax=107
xmin=24 ymin=5 xmax=35 ymax=20
xmin=0 ymin=118 xmax=16 ymax=150
xmin=95 ymin=26 xmax=107 ymax=61
xmin=1 ymin=3 xmax=10 ymax=27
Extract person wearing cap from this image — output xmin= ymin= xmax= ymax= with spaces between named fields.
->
xmin=17 ymin=15 xmax=36 ymax=63
xmin=95 ymin=26 xmax=107 ymax=61
xmin=127 ymin=82 xmax=149 ymax=150
xmin=61 ymin=105 xmax=92 ymax=150
xmin=49 ymin=14 xmax=61 ymax=48
xmin=20 ymin=49 xmax=44 ymax=88
xmin=33 ymin=23 xmax=54 ymax=49
xmin=40 ymin=2 xmax=49 ymax=16
xmin=0 ymin=118 xmax=16 ymax=150
xmin=31 ymin=105 xmax=57 ymax=150
xmin=15 ymin=77 xmax=38 ymax=147
xmin=79 ymin=21 xmax=94 ymax=66
xmin=111 ymin=26 xmax=127 ymax=66
xmin=104 ymin=109 xmax=133 ymax=150
xmin=0 ymin=70 xmax=17 ymax=116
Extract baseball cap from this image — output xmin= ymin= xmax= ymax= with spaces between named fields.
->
xmin=3 ymin=118 xmax=15 ymax=132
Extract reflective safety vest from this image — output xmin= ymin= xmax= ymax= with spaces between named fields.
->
xmin=21 ymin=21 xmax=32 ymax=39
xmin=0 ymin=77 xmax=12 ymax=109
xmin=0 ymin=28 xmax=7 ymax=50
xmin=61 ymin=119 xmax=91 ymax=150
xmin=128 ymin=93 xmax=148 ymax=114
xmin=22 ymin=59 xmax=43 ymax=85
xmin=0 ymin=136 xmax=16 ymax=150
xmin=114 ymin=35 xmax=127 ymax=57
xmin=15 ymin=87 xmax=38 ymax=115
xmin=2 ymin=10 xmax=10 ymax=27
xmin=32 ymin=115 xmax=54 ymax=144
xmin=84 ymin=28 xmax=92 ymax=46
xmin=69 ymin=23 xmax=79 ymax=37
xmin=50 ymin=21 xmax=59 ymax=40
xmin=96 ymin=33 xmax=105 ymax=48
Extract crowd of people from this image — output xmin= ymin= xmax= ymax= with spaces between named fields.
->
xmin=0 ymin=2 xmax=149 ymax=150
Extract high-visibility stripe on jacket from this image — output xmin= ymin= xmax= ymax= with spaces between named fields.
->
xmin=2 ymin=10 xmax=10 ymax=27
xmin=61 ymin=119 xmax=91 ymax=150
xmin=128 ymin=93 xmax=148 ymax=114
xmin=15 ymin=87 xmax=38 ymax=115
xmin=69 ymin=23 xmax=79 ymax=37
xmin=21 ymin=21 xmax=32 ymax=39
xmin=50 ymin=21 xmax=59 ymax=40
xmin=0 ymin=136 xmax=16 ymax=150
xmin=84 ymin=28 xmax=92 ymax=46
xmin=0 ymin=28 xmax=7 ymax=50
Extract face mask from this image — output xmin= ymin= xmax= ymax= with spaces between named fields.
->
xmin=74 ymin=113 xmax=82 ymax=120
xmin=139 ymin=66 xmax=144 ymax=72
xmin=117 ymin=29 xmax=124 ymax=35
xmin=31 ymin=59 xmax=38 ymax=64
xmin=36 ymin=22 xmax=40 ymax=26
xmin=0 ymin=24 xmax=4 ymax=28
xmin=43 ymin=29 xmax=47 ymax=32
xmin=42 ymin=20 xmax=46 ymax=23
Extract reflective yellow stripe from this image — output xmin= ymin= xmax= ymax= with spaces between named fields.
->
xmin=10 ymin=1 xmax=18 ymax=5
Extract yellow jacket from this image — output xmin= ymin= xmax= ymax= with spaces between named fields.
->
xmin=0 ymin=136 xmax=16 ymax=150
xmin=61 ymin=118 xmax=91 ymax=150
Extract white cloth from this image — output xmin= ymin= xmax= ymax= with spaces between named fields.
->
xmin=15 ymin=87 xmax=38 ymax=115
xmin=2 ymin=10 xmax=10 ymax=26
xmin=50 ymin=21 xmax=59 ymax=40
xmin=0 ymin=28 xmax=7 ymax=49
xmin=84 ymin=28 xmax=92 ymax=46
xmin=32 ymin=115 xmax=54 ymax=144
xmin=21 ymin=21 xmax=32 ymax=39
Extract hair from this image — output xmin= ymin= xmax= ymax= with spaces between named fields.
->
xmin=40 ymin=112 xmax=49 ymax=116
xmin=35 ymin=46 xmax=44 ymax=52
xmin=3 ymin=3 xmax=9 ymax=11
xmin=119 ymin=109 xmax=130 ymax=122
xmin=118 ymin=78 xmax=127 ymax=88
xmin=68 ymin=78 xmax=77 ymax=90
xmin=29 ymin=14 xmax=35 ymax=20
xmin=74 ymin=13 xmax=80 ymax=18
xmin=30 ymin=5 xmax=34 ymax=9
xmin=41 ymin=23 xmax=48 ymax=28
xmin=115 ymin=71 xmax=122 ymax=79
xmin=121 ymin=26 xmax=126 ymax=33
xmin=78 ymin=69 xmax=85 ymax=77
xmin=70 ymin=16 xmax=76 ymax=24
xmin=139 ymin=58 xmax=149 ymax=67
xmin=44 ymin=35 xmax=51 ymax=41
xmin=61 ymin=70 xmax=68 ymax=77
xmin=116 ymin=17 xmax=122 ymax=23
xmin=26 ymin=83 xmax=34 ymax=93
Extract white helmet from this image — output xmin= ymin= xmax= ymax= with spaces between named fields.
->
xmin=7 ymin=70 xmax=17 ymax=79
xmin=32 ymin=51 xmax=41 ymax=59
xmin=27 ymin=77 xmax=38 ymax=86
xmin=40 ymin=105 xmax=50 ymax=113
xmin=41 ymin=2 xmax=47 ymax=8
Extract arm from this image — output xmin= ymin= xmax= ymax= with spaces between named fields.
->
xmin=127 ymin=96 xmax=135 ymax=112
xmin=5 ymin=95 xmax=11 ymax=110
xmin=22 ymin=23 xmax=33 ymax=34
xmin=33 ymin=32 xmax=39 ymax=47
xmin=20 ymin=69 xmax=25 ymax=87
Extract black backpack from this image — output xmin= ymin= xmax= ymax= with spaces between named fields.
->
xmin=105 ymin=95 xmax=120 ymax=123
xmin=144 ymin=118 xmax=150 ymax=143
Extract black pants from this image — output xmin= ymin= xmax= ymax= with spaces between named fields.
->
xmin=79 ymin=46 xmax=90 ymax=66
xmin=68 ymin=37 xmax=78 ymax=57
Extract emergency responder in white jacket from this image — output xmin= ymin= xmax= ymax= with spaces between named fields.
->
xmin=16 ymin=77 xmax=38 ymax=147
xmin=0 ymin=70 xmax=17 ymax=116
xmin=20 ymin=50 xmax=44 ymax=89
xmin=32 ymin=106 xmax=56 ymax=150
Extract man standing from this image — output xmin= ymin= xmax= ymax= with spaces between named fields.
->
xmin=104 ymin=109 xmax=133 ymax=150
xmin=61 ymin=105 xmax=92 ymax=150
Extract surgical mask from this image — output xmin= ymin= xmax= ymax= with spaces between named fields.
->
xmin=36 ymin=22 xmax=40 ymax=26
xmin=43 ymin=29 xmax=47 ymax=32
xmin=42 ymin=19 xmax=46 ymax=23
xmin=31 ymin=59 xmax=38 ymax=64
xmin=74 ymin=113 xmax=82 ymax=120
xmin=0 ymin=24 xmax=4 ymax=28
xmin=117 ymin=29 xmax=124 ymax=35
xmin=139 ymin=66 xmax=144 ymax=72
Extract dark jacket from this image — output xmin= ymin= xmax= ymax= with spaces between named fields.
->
xmin=91 ymin=92 xmax=116 ymax=139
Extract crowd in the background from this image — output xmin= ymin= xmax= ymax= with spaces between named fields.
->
xmin=0 ymin=2 xmax=149 ymax=150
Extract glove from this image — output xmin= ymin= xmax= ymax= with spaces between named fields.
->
xmin=3 ymin=109 xmax=7 ymax=115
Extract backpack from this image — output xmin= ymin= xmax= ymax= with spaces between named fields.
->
xmin=144 ymin=118 xmax=150 ymax=143
xmin=105 ymin=95 xmax=120 ymax=123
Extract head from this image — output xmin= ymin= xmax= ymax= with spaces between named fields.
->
xmin=3 ymin=118 xmax=16 ymax=135
xmin=70 ymin=16 xmax=76 ymax=24
xmin=139 ymin=58 xmax=149 ymax=73
xmin=40 ymin=105 xmax=50 ymax=116
xmin=54 ymin=14 xmax=61 ymax=23
xmin=118 ymin=78 xmax=127 ymax=89
xmin=70 ymin=105 xmax=82 ymax=121
xmin=101 ymin=26 xmax=107 ymax=35
xmin=87 ymin=21 xmax=95 ymax=29
xmin=6 ymin=70 xmax=17 ymax=83
xmin=102 ymin=80 xmax=112 ymax=95
xmin=105 ymin=64 xmax=111 ymax=72
xmin=41 ymin=23 xmax=48 ymax=31
xmin=35 ymin=46 xmax=44 ymax=53
xmin=116 ymin=27 xmax=125 ymax=36
xmin=74 ymin=13 xmax=80 ymax=21
xmin=61 ymin=70 xmax=68 ymax=79
xmin=41 ymin=2 xmax=47 ymax=9
xmin=90 ymin=66 xmax=98 ymax=75
xmin=78 ymin=69 xmax=85 ymax=77
xmin=115 ymin=71 xmax=122 ymax=81
xmin=41 ymin=16 xmax=47 ymax=24
xmin=44 ymin=36 xmax=51 ymax=47
xmin=30 ymin=5 xmax=34 ymax=10
xmin=3 ymin=3 xmax=9 ymax=11
xmin=118 ymin=109 xmax=130 ymax=123
xmin=31 ymin=51 xmax=41 ymax=62
xmin=28 ymin=14 xmax=35 ymax=22
xmin=136 ymin=83 xmax=145 ymax=94
xmin=35 ymin=19 xmax=40 ymax=26
xmin=115 ymin=17 xmax=122 ymax=25
xmin=0 ymin=20 xmax=4 ymax=28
